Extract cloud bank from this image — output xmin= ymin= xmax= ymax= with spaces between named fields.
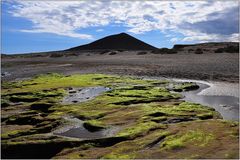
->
xmin=6 ymin=0 xmax=239 ymax=42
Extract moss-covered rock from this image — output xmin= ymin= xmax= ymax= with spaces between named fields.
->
xmin=172 ymin=82 xmax=199 ymax=92
xmin=83 ymin=120 xmax=106 ymax=132
xmin=30 ymin=102 xmax=54 ymax=112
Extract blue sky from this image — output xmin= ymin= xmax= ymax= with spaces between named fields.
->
xmin=2 ymin=0 xmax=239 ymax=54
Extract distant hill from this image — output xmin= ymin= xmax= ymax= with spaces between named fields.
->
xmin=173 ymin=42 xmax=239 ymax=49
xmin=66 ymin=33 xmax=157 ymax=51
xmin=172 ymin=42 xmax=239 ymax=54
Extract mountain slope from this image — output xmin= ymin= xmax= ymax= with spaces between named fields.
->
xmin=67 ymin=33 xmax=157 ymax=51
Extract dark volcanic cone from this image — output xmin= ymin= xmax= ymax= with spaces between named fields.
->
xmin=67 ymin=33 xmax=157 ymax=51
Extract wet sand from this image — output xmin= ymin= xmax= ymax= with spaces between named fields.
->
xmin=199 ymin=82 xmax=239 ymax=97
xmin=167 ymin=78 xmax=239 ymax=98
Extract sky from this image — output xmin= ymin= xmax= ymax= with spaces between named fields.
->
xmin=2 ymin=0 xmax=239 ymax=54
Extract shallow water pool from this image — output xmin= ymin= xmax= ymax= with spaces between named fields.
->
xmin=180 ymin=82 xmax=239 ymax=121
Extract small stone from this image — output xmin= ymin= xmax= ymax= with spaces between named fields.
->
xmin=220 ymin=104 xmax=230 ymax=108
xmin=69 ymin=90 xmax=77 ymax=94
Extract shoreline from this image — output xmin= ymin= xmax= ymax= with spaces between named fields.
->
xmin=2 ymin=70 xmax=239 ymax=98
xmin=2 ymin=70 xmax=239 ymax=84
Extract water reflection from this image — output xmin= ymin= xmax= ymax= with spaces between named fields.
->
xmin=53 ymin=117 xmax=119 ymax=139
xmin=181 ymin=83 xmax=239 ymax=121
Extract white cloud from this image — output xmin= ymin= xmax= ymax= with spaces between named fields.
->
xmin=181 ymin=29 xmax=239 ymax=43
xmin=170 ymin=38 xmax=180 ymax=43
xmin=20 ymin=29 xmax=93 ymax=39
xmin=6 ymin=0 xmax=239 ymax=42
xmin=96 ymin=29 xmax=104 ymax=32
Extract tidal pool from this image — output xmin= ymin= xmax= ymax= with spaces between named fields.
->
xmin=57 ymin=126 xmax=119 ymax=139
xmin=142 ymin=76 xmax=239 ymax=121
xmin=180 ymin=82 xmax=239 ymax=121
xmin=62 ymin=86 xmax=111 ymax=104
xmin=53 ymin=117 xmax=119 ymax=139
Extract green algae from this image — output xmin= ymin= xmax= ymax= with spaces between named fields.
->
xmin=83 ymin=120 xmax=106 ymax=132
xmin=104 ymin=152 xmax=136 ymax=159
xmin=116 ymin=121 xmax=167 ymax=139
xmin=107 ymin=86 xmax=180 ymax=100
xmin=1 ymin=129 xmax=32 ymax=140
xmin=140 ymin=102 xmax=220 ymax=121
xmin=172 ymin=82 xmax=199 ymax=92
xmin=161 ymin=130 xmax=214 ymax=150
xmin=1 ymin=73 xmax=239 ymax=159
xmin=2 ymin=73 xmax=162 ymax=95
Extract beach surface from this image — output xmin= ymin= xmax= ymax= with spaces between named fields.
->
xmin=2 ymin=52 xmax=239 ymax=83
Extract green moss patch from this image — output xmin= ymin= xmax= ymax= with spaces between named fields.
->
xmin=1 ymin=73 xmax=238 ymax=159
xmin=161 ymin=129 xmax=214 ymax=150
xmin=83 ymin=120 xmax=106 ymax=132
xmin=117 ymin=121 xmax=167 ymax=139
xmin=172 ymin=82 xmax=199 ymax=92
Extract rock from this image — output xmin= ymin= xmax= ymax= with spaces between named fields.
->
xmin=132 ymin=85 xmax=148 ymax=90
xmin=83 ymin=122 xmax=105 ymax=132
xmin=149 ymin=112 xmax=167 ymax=117
xmin=69 ymin=90 xmax=77 ymax=94
xmin=184 ymin=85 xmax=199 ymax=91
xmin=173 ymin=88 xmax=183 ymax=92
xmin=162 ymin=117 xmax=196 ymax=124
xmin=30 ymin=103 xmax=53 ymax=112
xmin=220 ymin=104 xmax=230 ymax=108
xmin=9 ymin=96 xmax=39 ymax=103
xmin=1 ymin=102 xmax=10 ymax=108
xmin=1 ymin=72 xmax=11 ymax=77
